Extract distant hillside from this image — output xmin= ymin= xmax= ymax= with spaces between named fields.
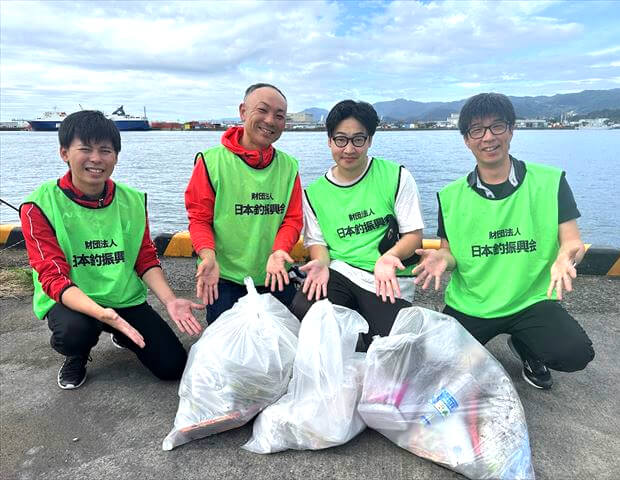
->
xmin=372 ymin=88 xmax=620 ymax=122
xmin=571 ymin=108 xmax=620 ymax=123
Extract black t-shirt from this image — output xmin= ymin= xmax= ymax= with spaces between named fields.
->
xmin=437 ymin=157 xmax=580 ymax=240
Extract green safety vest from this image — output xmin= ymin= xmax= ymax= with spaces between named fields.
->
xmin=439 ymin=162 xmax=561 ymax=318
xmin=305 ymin=157 xmax=414 ymax=275
xmin=25 ymin=180 xmax=148 ymax=319
xmin=202 ymin=146 xmax=298 ymax=285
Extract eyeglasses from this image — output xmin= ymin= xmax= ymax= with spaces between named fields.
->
xmin=332 ymin=135 xmax=368 ymax=148
xmin=467 ymin=121 xmax=509 ymax=139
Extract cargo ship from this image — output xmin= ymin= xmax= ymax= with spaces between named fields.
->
xmin=107 ymin=106 xmax=150 ymax=131
xmin=26 ymin=110 xmax=68 ymax=131
xmin=27 ymin=106 xmax=150 ymax=131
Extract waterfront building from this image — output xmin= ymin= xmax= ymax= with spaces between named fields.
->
xmin=447 ymin=113 xmax=459 ymax=127
xmin=577 ymin=118 xmax=610 ymax=128
xmin=516 ymin=119 xmax=548 ymax=128
xmin=286 ymin=112 xmax=313 ymax=124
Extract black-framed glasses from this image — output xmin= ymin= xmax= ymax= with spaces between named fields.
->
xmin=332 ymin=135 xmax=368 ymax=148
xmin=467 ymin=121 xmax=509 ymax=139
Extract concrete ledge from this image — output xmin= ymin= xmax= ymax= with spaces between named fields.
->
xmin=580 ymin=246 xmax=620 ymax=276
xmin=152 ymin=231 xmax=620 ymax=276
xmin=0 ymin=224 xmax=25 ymax=249
xmin=153 ymin=230 xmax=442 ymax=263
xmin=2 ymin=224 xmax=619 ymax=276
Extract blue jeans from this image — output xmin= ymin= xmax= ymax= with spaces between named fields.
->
xmin=206 ymin=278 xmax=297 ymax=324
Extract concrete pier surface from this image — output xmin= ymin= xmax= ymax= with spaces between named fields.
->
xmin=1 ymin=252 xmax=619 ymax=480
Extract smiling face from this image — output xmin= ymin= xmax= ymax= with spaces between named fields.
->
xmin=464 ymin=115 xmax=513 ymax=169
xmin=60 ymin=138 xmax=117 ymax=197
xmin=239 ymin=87 xmax=287 ymax=150
xmin=329 ymin=117 xmax=372 ymax=180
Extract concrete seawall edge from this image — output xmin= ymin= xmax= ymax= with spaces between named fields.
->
xmin=2 ymin=224 xmax=619 ymax=276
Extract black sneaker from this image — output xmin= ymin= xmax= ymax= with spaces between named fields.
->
xmin=57 ymin=355 xmax=90 ymax=390
xmin=110 ymin=333 xmax=125 ymax=349
xmin=507 ymin=336 xmax=553 ymax=390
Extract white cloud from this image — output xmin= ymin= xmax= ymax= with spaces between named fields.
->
xmin=1 ymin=0 xmax=618 ymax=120
xmin=588 ymin=46 xmax=620 ymax=56
xmin=590 ymin=61 xmax=620 ymax=68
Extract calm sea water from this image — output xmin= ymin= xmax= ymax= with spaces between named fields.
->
xmin=1 ymin=129 xmax=618 ymax=247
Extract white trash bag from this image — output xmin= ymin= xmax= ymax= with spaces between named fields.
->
xmin=358 ymin=306 xmax=535 ymax=480
xmin=162 ymin=277 xmax=300 ymax=451
xmin=243 ymin=300 xmax=368 ymax=453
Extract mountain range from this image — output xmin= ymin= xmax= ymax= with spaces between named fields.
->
xmin=302 ymin=88 xmax=620 ymax=123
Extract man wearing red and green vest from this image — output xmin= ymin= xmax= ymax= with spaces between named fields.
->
xmin=414 ymin=93 xmax=594 ymax=390
xmin=20 ymin=110 xmax=205 ymax=390
xmin=301 ymin=100 xmax=424 ymax=348
xmin=185 ymin=83 xmax=303 ymax=322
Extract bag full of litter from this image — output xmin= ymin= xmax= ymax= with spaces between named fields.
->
xmin=358 ymin=306 xmax=535 ymax=479
xmin=162 ymin=277 xmax=300 ymax=450
xmin=243 ymin=300 xmax=368 ymax=453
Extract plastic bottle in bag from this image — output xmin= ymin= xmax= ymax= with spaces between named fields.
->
xmin=358 ymin=306 xmax=535 ymax=480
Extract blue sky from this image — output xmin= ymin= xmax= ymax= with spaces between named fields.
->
xmin=1 ymin=0 xmax=618 ymax=121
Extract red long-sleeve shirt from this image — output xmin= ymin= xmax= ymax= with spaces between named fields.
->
xmin=184 ymin=126 xmax=303 ymax=254
xmin=20 ymin=171 xmax=161 ymax=302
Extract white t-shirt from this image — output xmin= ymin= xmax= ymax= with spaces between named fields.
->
xmin=302 ymin=158 xmax=425 ymax=300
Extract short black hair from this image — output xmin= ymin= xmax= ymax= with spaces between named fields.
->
xmin=244 ymin=83 xmax=287 ymax=101
xmin=458 ymin=93 xmax=516 ymax=136
xmin=58 ymin=110 xmax=121 ymax=153
xmin=325 ymin=100 xmax=380 ymax=138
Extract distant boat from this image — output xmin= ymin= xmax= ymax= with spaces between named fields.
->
xmin=107 ymin=105 xmax=150 ymax=131
xmin=27 ymin=106 xmax=150 ymax=131
xmin=576 ymin=125 xmax=612 ymax=130
xmin=26 ymin=110 xmax=68 ymax=131
xmin=576 ymin=119 xmax=612 ymax=130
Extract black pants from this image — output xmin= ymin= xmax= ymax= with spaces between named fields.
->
xmin=47 ymin=302 xmax=187 ymax=380
xmin=444 ymin=300 xmax=594 ymax=372
xmin=326 ymin=269 xmax=411 ymax=349
xmin=205 ymin=278 xmax=297 ymax=324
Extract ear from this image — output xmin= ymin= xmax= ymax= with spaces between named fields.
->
xmin=463 ymin=134 xmax=471 ymax=148
xmin=327 ymin=136 xmax=332 ymax=148
xmin=367 ymin=135 xmax=373 ymax=148
xmin=59 ymin=146 xmax=69 ymax=164
xmin=239 ymin=102 xmax=246 ymax=121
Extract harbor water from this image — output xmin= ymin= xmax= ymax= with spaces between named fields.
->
xmin=1 ymin=129 xmax=618 ymax=247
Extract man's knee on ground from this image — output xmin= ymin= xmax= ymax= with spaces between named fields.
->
xmin=546 ymin=340 xmax=595 ymax=372
xmin=50 ymin=319 xmax=100 ymax=355
xmin=150 ymin=351 xmax=187 ymax=381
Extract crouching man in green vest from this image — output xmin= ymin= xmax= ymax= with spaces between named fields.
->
xmin=413 ymin=93 xmax=594 ymax=389
xmin=20 ymin=110 xmax=204 ymax=390
xmin=301 ymin=100 xmax=424 ymax=348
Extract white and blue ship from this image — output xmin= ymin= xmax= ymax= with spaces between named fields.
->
xmin=27 ymin=106 xmax=150 ymax=131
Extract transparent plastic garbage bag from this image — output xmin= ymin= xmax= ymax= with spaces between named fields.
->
xmin=162 ymin=277 xmax=300 ymax=450
xmin=358 ymin=307 xmax=535 ymax=480
xmin=243 ymin=300 xmax=368 ymax=453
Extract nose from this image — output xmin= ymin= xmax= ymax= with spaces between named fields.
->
xmin=343 ymin=140 xmax=356 ymax=153
xmin=89 ymin=150 xmax=103 ymax=162
xmin=264 ymin=112 xmax=276 ymax=126
xmin=481 ymin=127 xmax=495 ymax=141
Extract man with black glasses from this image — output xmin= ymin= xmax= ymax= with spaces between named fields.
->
xmin=301 ymin=100 xmax=424 ymax=348
xmin=413 ymin=92 xmax=594 ymax=390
